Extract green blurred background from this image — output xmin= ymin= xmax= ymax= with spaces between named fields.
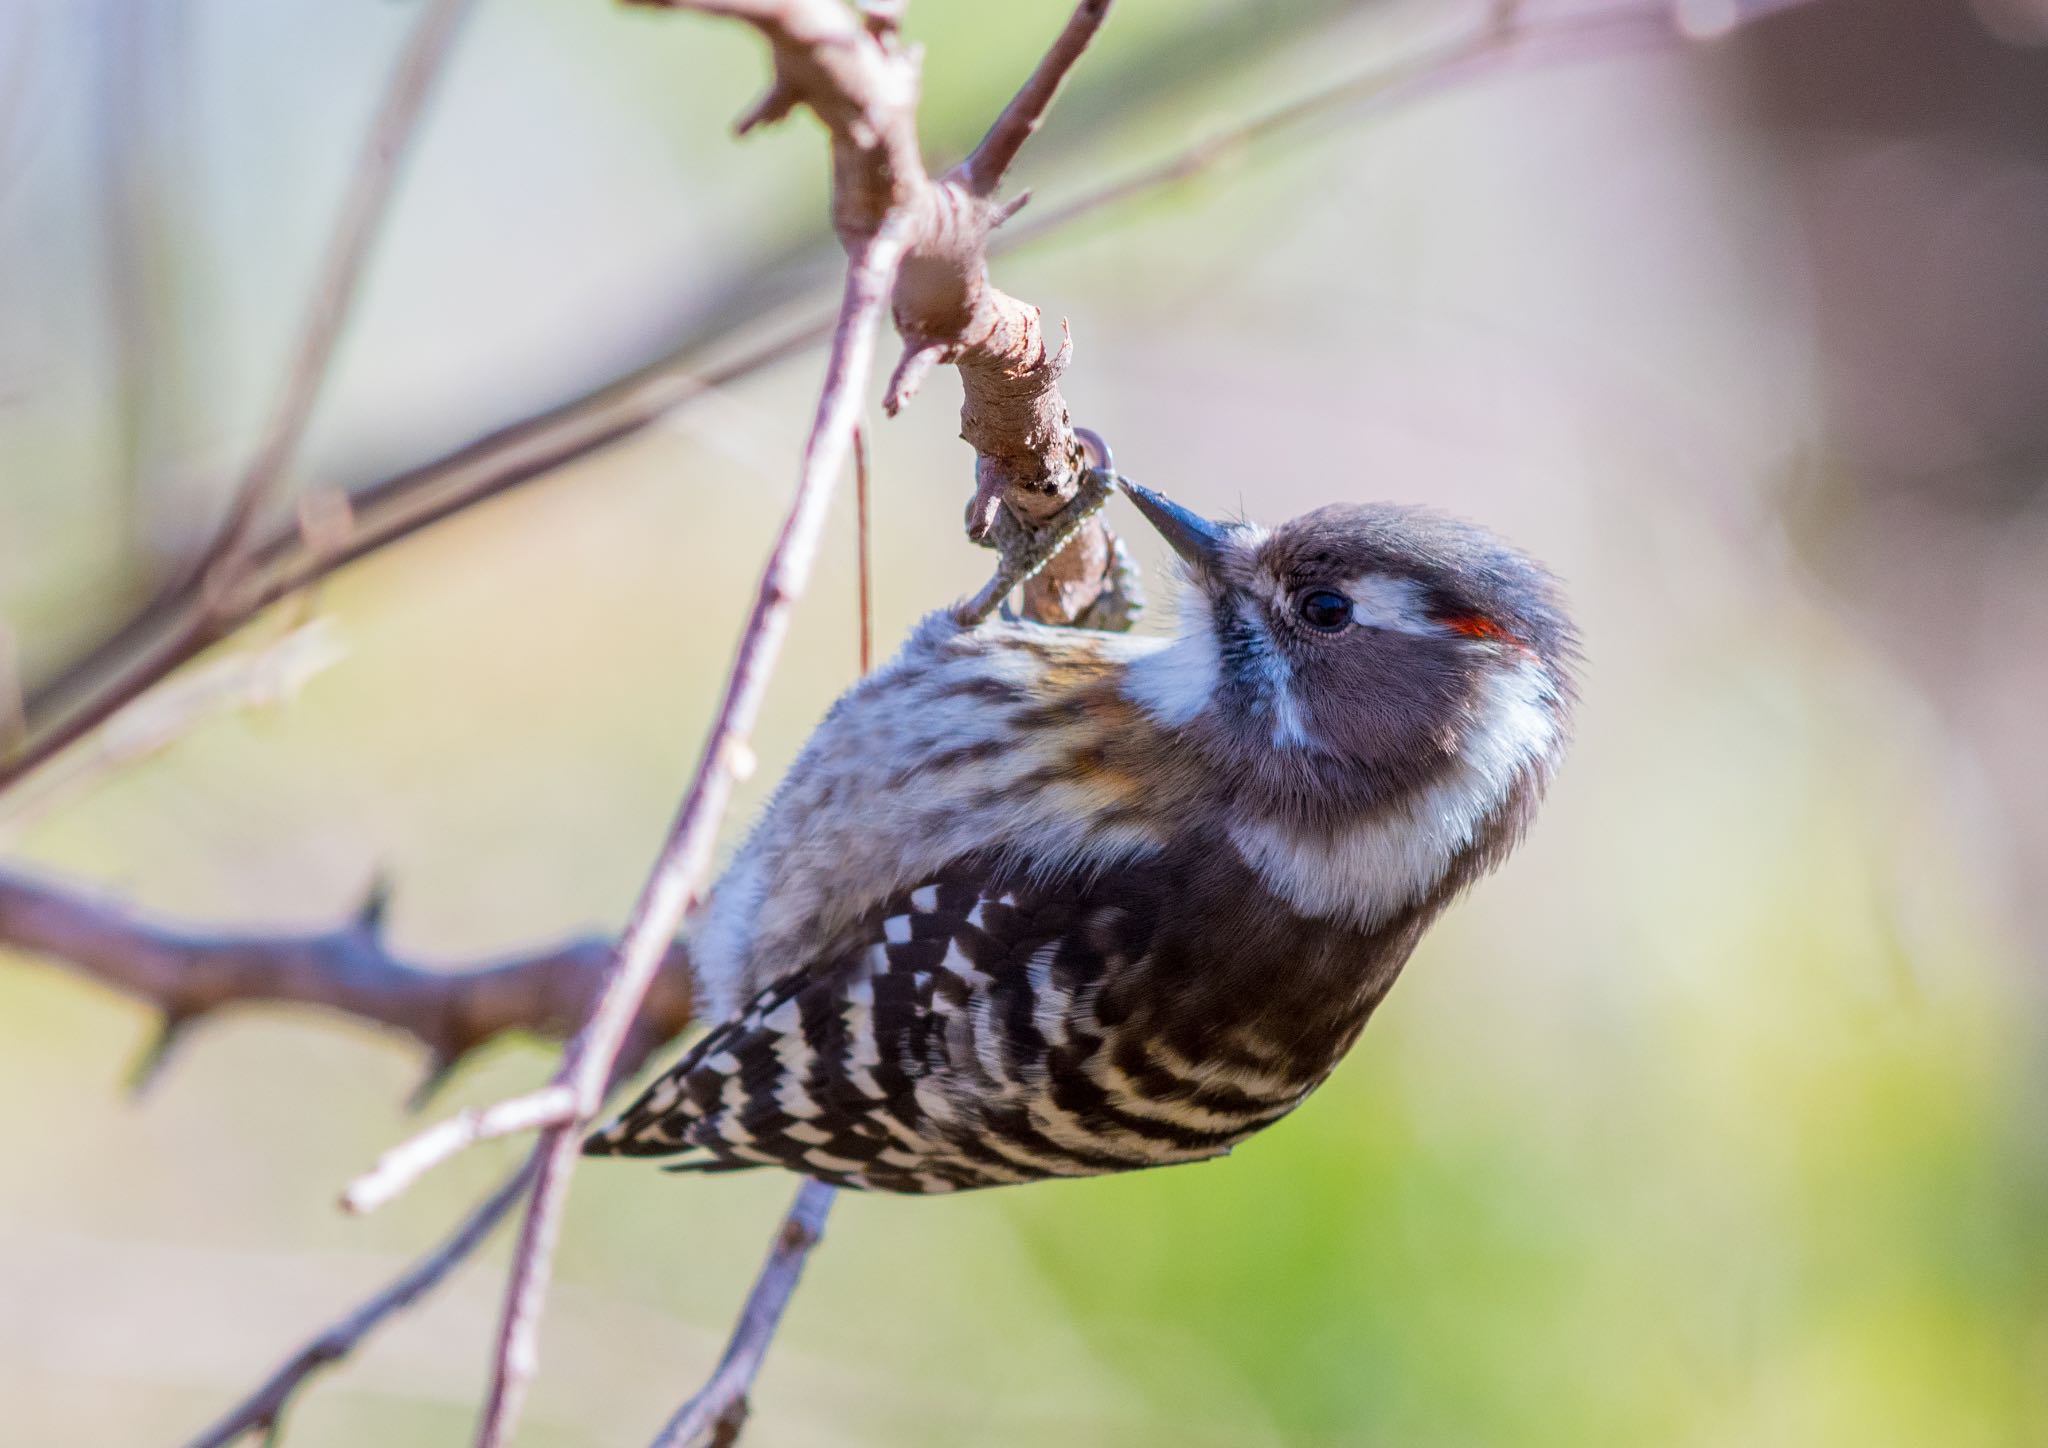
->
xmin=4 ymin=0 xmax=2048 ymax=1443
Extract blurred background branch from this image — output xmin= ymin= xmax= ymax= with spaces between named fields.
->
xmin=0 ymin=863 xmax=695 ymax=1102
xmin=1 ymin=0 xmax=477 ymax=793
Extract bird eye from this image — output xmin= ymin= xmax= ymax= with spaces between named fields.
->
xmin=1296 ymin=589 xmax=1353 ymax=632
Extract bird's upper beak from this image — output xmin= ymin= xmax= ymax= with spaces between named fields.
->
xmin=1120 ymin=479 xmax=1230 ymax=571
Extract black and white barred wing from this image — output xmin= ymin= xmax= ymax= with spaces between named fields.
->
xmin=584 ymin=859 xmax=1306 ymax=1194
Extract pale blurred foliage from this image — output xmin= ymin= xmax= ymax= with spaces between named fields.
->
xmin=2 ymin=1 xmax=2046 ymax=1445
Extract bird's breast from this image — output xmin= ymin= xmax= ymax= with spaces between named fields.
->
xmin=688 ymin=617 xmax=1210 ymax=1018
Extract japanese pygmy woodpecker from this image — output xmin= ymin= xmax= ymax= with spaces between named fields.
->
xmin=586 ymin=480 xmax=1579 ymax=1193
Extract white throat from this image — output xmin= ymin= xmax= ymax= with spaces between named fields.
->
xmin=1121 ymin=587 xmax=1223 ymax=729
xmin=1120 ymin=582 xmax=1310 ymax=743
xmin=1227 ymin=657 xmax=1560 ymax=929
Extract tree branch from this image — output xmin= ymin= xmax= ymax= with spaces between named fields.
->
xmin=1004 ymin=1 xmax=1746 ymax=246
xmin=455 ymin=215 xmax=911 ymax=1448
xmin=648 ymin=425 xmax=875 ymax=1448
xmin=633 ymin=0 xmax=1128 ymax=627
xmin=418 ymin=12 xmax=1128 ymax=1436
xmin=0 ymin=866 xmax=695 ymax=1101
xmin=955 ymin=0 xmax=1111 ymax=198
xmin=0 ymin=325 xmax=825 ymax=799
xmin=853 ymin=422 xmax=874 ymax=674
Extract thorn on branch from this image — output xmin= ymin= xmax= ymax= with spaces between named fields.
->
xmin=355 ymin=870 xmax=394 ymax=938
xmin=735 ymin=78 xmax=799 ymax=136
xmin=708 ymin=1403 xmax=749 ymax=1448
xmin=954 ymin=0 xmax=1115 ymax=197
xmin=407 ymin=1050 xmax=463 ymax=1114
xmin=964 ymin=483 xmax=1005 ymax=544
xmin=856 ymin=0 xmax=903 ymax=40
xmin=126 ymin=1010 xmax=197 ymax=1099
xmin=883 ymin=336 xmax=947 ymax=415
xmin=992 ymin=188 xmax=1033 ymax=228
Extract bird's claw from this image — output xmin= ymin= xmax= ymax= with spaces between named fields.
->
xmin=955 ymin=431 xmax=1120 ymax=626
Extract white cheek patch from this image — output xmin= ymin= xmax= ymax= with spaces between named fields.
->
xmin=1123 ymin=585 xmax=1221 ymax=728
xmin=1245 ymin=569 xmax=1440 ymax=751
xmin=1339 ymin=574 xmax=1438 ymax=636
xmin=1258 ymin=569 xmax=1438 ymax=639
xmin=1125 ymin=570 xmax=1314 ymax=747
xmin=1229 ymin=656 xmax=1560 ymax=928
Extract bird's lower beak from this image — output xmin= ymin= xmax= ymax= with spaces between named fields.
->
xmin=1119 ymin=479 xmax=1230 ymax=570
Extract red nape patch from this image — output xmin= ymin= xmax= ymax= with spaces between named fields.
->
xmin=1443 ymin=615 xmax=1518 ymax=644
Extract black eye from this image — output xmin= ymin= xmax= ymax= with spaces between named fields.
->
xmin=1297 ymin=590 xmax=1353 ymax=632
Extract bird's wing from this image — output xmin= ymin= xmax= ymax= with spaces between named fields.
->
xmin=584 ymin=853 xmax=1301 ymax=1194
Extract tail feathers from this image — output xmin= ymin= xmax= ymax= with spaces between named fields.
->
xmin=583 ymin=1068 xmax=696 ymax=1158
xmin=583 ymin=1105 xmax=773 ymax=1177
xmin=660 ymin=1155 xmax=767 ymax=1176
xmin=582 ymin=1119 xmax=681 ymax=1158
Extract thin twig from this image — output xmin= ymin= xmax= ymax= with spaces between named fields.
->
xmin=465 ymin=217 xmax=912 ymax=1448
xmin=648 ymin=1179 xmax=836 ymax=1448
xmin=953 ymin=0 xmax=1112 ymax=197
xmin=649 ymin=405 xmax=883 ymax=1448
xmin=342 ymin=1086 xmax=578 ymax=1214
xmin=180 ymin=1162 xmax=538 ymax=1448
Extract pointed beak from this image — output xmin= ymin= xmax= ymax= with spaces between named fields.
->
xmin=1119 ymin=478 xmax=1230 ymax=570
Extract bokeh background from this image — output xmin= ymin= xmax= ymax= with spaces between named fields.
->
xmin=5 ymin=0 xmax=2048 ymax=1443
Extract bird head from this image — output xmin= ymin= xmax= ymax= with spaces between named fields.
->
xmin=1118 ymin=479 xmax=1578 ymax=908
